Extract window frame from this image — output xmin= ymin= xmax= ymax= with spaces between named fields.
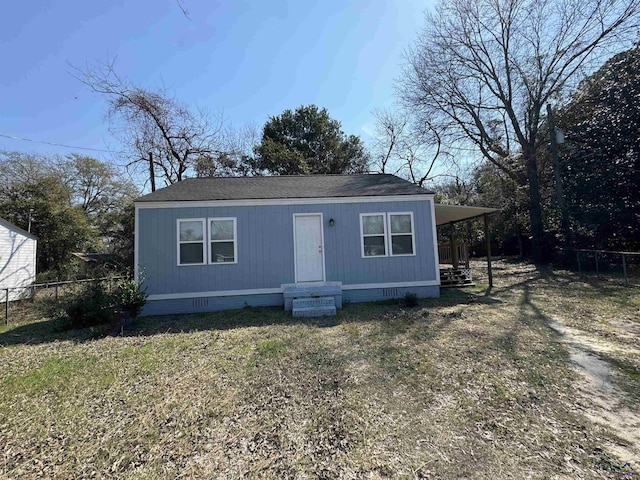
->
xmin=207 ymin=217 xmax=238 ymax=265
xmin=360 ymin=212 xmax=417 ymax=259
xmin=176 ymin=218 xmax=207 ymax=266
xmin=388 ymin=211 xmax=416 ymax=257
xmin=360 ymin=212 xmax=388 ymax=258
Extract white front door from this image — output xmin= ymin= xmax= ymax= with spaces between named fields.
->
xmin=294 ymin=214 xmax=325 ymax=283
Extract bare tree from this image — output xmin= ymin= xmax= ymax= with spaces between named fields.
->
xmin=370 ymin=109 xmax=408 ymax=175
xmin=0 ymin=151 xmax=53 ymax=191
xmin=194 ymin=123 xmax=260 ymax=177
xmin=75 ymin=61 xmax=223 ymax=188
xmin=400 ymin=0 xmax=640 ymax=261
xmin=370 ymin=108 xmax=450 ymax=187
xmin=0 ymin=151 xmax=138 ymax=215
xmin=57 ymin=154 xmax=138 ymax=216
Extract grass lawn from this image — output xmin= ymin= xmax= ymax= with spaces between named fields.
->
xmin=0 ymin=261 xmax=638 ymax=478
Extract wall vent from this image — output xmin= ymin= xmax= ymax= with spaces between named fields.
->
xmin=383 ymin=288 xmax=399 ymax=298
xmin=193 ymin=298 xmax=209 ymax=308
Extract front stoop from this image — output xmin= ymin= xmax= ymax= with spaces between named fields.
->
xmin=292 ymin=296 xmax=337 ymax=317
xmin=282 ymin=282 xmax=342 ymax=317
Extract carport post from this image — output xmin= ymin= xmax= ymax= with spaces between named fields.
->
xmin=484 ymin=214 xmax=493 ymax=288
xmin=577 ymin=251 xmax=581 ymax=273
xmin=449 ymin=222 xmax=459 ymax=268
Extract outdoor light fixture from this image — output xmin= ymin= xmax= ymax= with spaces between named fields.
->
xmin=329 ymin=218 xmax=335 ymax=226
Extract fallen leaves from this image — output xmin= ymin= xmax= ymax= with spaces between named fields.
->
xmin=0 ymin=261 xmax=636 ymax=477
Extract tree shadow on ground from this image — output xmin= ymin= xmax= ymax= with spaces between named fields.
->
xmin=491 ymin=258 xmax=637 ymax=292
xmin=482 ymin=262 xmax=618 ymax=300
xmin=0 ymin=316 xmax=103 ymax=347
xmin=473 ymin=263 xmax=627 ymax=369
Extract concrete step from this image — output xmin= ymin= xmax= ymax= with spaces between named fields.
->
xmin=292 ymin=305 xmax=337 ymax=318
xmin=284 ymin=283 xmax=341 ymax=298
xmin=282 ymin=282 xmax=343 ymax=310
xmin=293 ymin=296 xmax=335 ymax=309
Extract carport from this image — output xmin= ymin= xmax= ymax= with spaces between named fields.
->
xmin=434 ymin=204 xmax=499 ymax=287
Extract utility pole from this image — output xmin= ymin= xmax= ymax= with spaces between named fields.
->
xmin=148 ymin=152 xmax=156 ymax=192
xmin=547 ymin=104 xmax=570 ymax=251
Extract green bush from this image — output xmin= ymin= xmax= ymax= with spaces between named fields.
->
xmin=65 ymin=282 xmax=117 ymax=328
xmin=404 ymin=292 xmax=419 ymax=308
xmin=116 ymin=279 xmax=147 ymax=318
xmin=63 ymin=277 xmax=147 ymax=329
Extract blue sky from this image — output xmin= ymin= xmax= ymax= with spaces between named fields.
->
xmin=0 ymin=0 xmax=434 ymax=163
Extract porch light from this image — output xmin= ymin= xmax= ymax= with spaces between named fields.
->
xmin=329 ymin=218 xmax=335 ymax=226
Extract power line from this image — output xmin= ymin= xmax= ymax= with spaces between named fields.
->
xmin=0 ymin=133 xmax=113 ymax=153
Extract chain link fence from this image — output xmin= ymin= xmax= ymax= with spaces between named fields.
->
xmin=561 ymin=248 xmax=640 ymax=286
xmin=2 ymin=276 xmax=126 ymax=325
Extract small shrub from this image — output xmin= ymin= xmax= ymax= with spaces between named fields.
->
xmin=404 ymin=292 xmax=419 ymax=308
xmin=65 ymin=282 xmax=117 ymax=328
xmin=117 ymin=279 xmax=148 ymax=318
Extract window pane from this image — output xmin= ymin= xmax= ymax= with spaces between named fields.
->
xmin=211 ymin=242 xmax=235 ymax=262
xmin=210 ymin=220 xmax=234 ymax=241
xmin=180 ymin=221 xmax=203 ymax=241
xmin=391 ymin=235 xmax=414 ymax=255
xmin=180 ymin=243 xmax=203 ymax=264
xmin=390 ymin=214 xmax=412 ymax=234
xmin=363 ymin=235 xmax=386 ymax=256
xmin=362 ymin=215 xmax=385 ymax=235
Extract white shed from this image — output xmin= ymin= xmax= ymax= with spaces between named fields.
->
xmin=0 ymin=217 xmax=37 ymax=301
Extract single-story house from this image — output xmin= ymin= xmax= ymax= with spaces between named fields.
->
xmin=135 ymin=174 xmax=447 ymax=316
xmin=0 ymin=217 xmax=37 ymax=302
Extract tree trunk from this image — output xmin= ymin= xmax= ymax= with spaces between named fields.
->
xmin=523 ymin=144 xmax=547 ymax=263
xmin=517 ymin=228 xmax=524 ymax=258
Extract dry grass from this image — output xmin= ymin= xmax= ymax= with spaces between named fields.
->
xmin=0 ymin=261 xmax=638 ymax=478
xmin=474 ymin=260 xmax=640 ymax=411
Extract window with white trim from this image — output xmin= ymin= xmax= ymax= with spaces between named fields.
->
xmin=178 ymin=219 xmax=206 ymax=265
xmin=361 ymin=213 xmax=387 ymax=257
xmin=360 ymin=212 xmax=416 ymax=258
xmin=209 ymin=217 xmax=237 ymax=264
xmin=389 ymin=212 xmax=415 ymax=256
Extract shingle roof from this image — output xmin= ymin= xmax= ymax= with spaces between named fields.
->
xmin=135 ymin=174 xmax=433 ymax=203
xmin=0 ymin=217 xmax=38 ymax=240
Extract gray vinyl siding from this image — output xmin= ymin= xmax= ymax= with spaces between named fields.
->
xmin=137 ymin=199 xmax=438 ymax=298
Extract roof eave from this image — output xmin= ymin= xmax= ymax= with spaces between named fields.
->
xmin=135 ymin=193 xmax=435 ymax=207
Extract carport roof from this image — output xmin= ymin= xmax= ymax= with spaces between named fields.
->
xmin=434 ymin=204 xmax=499 ymax=226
